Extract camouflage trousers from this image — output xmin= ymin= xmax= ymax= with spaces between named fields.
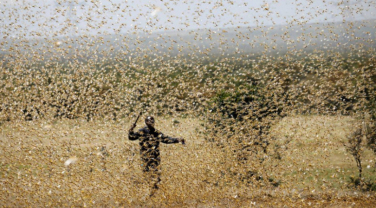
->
xmin=141 ymin=157 xmax=161 ymax=194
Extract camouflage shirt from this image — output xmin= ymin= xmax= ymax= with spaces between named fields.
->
xmin=129 ymin=126 xmax=179 ymax=161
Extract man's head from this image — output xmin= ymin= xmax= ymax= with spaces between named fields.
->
xmin=145 ymin=116 xmax=155 ymax=128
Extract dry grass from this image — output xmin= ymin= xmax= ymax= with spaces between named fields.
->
xmin=2 ymin=1 xmax=375 ymax=207
xmin=1 ymin=115 xmax=375 ymax=207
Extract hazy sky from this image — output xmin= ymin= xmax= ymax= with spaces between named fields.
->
xmin=1 ymin=0 xmax=375 ymax=38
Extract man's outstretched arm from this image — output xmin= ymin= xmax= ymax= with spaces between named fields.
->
xmin=158 ymin=131 xmax=185 ymax=144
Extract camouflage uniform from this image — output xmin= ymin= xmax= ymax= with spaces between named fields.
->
xmin=128 ymin=125 xmax=180 ymax=191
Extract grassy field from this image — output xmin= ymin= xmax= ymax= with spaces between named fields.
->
xmin=0 ymin=115 xmax=375 ymax=207
xmin=2 ymin=2 xmax=376 ymax=207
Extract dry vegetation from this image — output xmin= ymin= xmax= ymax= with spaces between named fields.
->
xmin=1 ymin=0 xmax=376 ymax=207
xmin=0 ymin=116 xmax=375 ymax=207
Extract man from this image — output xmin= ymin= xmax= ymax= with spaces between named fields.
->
xmin=128 ymin=116 xmax=185 ymax=196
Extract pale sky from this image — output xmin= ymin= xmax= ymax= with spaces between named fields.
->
xmin=1 ymin=0 xmax=375 ymax=38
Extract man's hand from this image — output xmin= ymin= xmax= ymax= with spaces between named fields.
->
xmin=179 ymin=138 xmax=185 ymax=145
xmin=129 ymin=111 xmax=142 ymax=132
xmin=129 ymin=123 xmax=136 ymax=132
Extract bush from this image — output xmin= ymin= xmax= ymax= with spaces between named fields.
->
xmin=203 ymin=73 xmax=293 ymax=184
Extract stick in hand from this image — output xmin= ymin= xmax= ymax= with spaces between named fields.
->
xmin=129 ymin=111 xmax=142 ymax=132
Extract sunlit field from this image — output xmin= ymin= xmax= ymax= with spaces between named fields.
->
xmin=1 ymin=0 xmax=376 ymax=207
xmin=0 ymin=115 xmax=375 ymax=207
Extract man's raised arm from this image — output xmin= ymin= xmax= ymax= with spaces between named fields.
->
xmin=128 ymin=125 xmax=140 ymax=140
xmin=129 ymin=112 xmax=142 ymax=140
